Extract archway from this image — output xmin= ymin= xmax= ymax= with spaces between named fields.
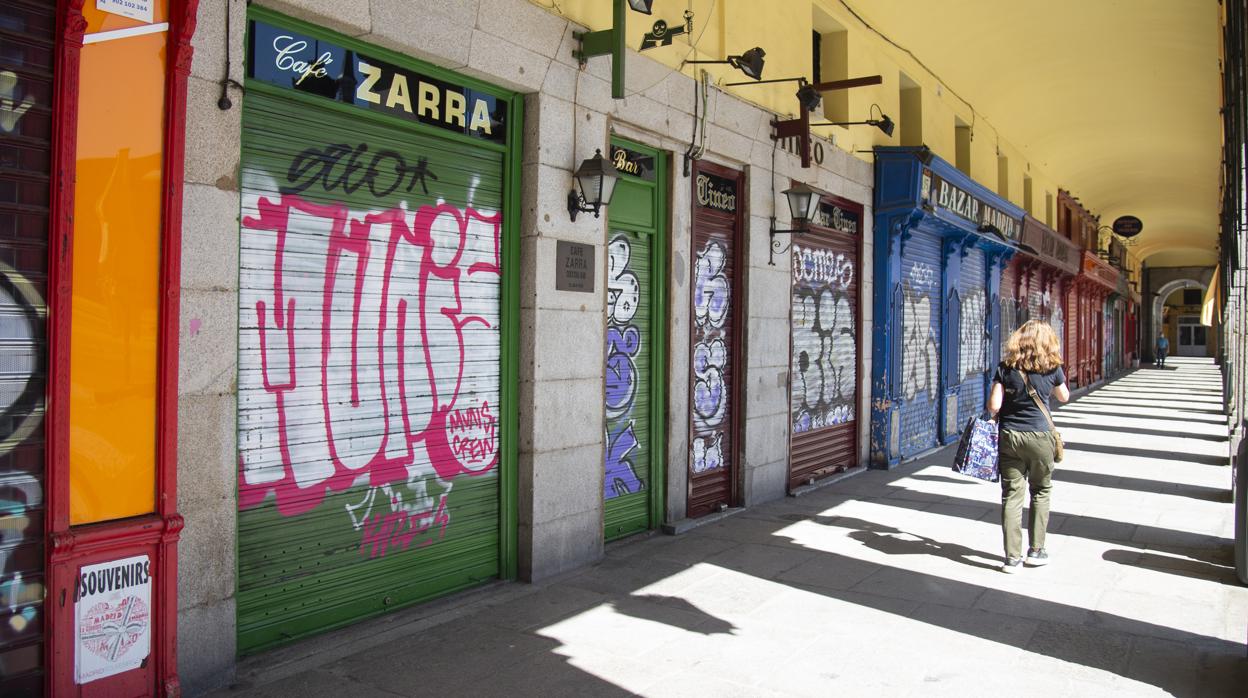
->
xmin=1151 ymin=278 xmax=1207 ymax=359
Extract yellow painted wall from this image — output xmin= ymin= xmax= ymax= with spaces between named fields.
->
xmin=535 ymin=0 xmax=1062 ymax=209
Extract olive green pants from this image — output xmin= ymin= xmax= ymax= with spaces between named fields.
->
xmin=999 ymin=429 xmax=1057 ymax=561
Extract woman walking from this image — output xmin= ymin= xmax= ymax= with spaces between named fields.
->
xmin=988 ymin=320 xmax=1070 ymax=573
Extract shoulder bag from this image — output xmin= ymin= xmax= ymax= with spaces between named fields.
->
xmin=1019 ymin=369 xmax=1064 ymax=463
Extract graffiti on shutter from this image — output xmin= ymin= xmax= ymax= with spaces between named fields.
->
xmin=957 ymin=250 xmax=988 ymax=421
xmin=0 ymin=1 xmax=53 ymax=689
xmin=1000 ymin=262 xmax=1019 ymax=355
xmin=236 ymin=85 xmax=505 ymax=651
xmin=791 ymin=244 xmax=856 ymax=432
xmin=898 ymin=234 xmax=941 ymax=456
xmin=691 ymin=238 xmax=730 ymax=473
xmin=605 ymin=232 xmax=648 ymax=499
xmin=789 ymin=227 xmax=858 ymax=488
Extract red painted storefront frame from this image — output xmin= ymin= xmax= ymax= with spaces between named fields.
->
xmin=45 ymin=0 xmax=199 ymax=694
xmin=687 ymin=160 xmax=746 ymax=518
xmin=786 ymin=189 xmax=865 ymax=491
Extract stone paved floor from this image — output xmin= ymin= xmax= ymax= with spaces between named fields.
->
xmin=216 ymin=358 xmax=1247 ymax=697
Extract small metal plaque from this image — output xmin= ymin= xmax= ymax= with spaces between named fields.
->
xmin=555 ymin=240 xmax=595 ymax=292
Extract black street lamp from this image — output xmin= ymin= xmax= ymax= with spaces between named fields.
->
xmin=568 ymin=149 xmax=620 ymax=221
xmin=770 ymin=183 xmax=822 ymax=266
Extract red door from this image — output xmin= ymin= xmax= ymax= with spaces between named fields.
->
xmin=688 ymin=161 xmax=743 ymax=518
xmin=788 ymin=195 xmax=861 ymax=490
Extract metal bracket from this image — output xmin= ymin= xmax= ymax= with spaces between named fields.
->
xmin=769 ymin=216 xmax=806 ymax=266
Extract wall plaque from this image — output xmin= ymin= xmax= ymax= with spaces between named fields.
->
xmin=555 ymin=240 xmax=595 ymax=292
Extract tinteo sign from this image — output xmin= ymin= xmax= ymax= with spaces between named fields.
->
xmin=75 ymin=555 xmax=152 ymax=684
xmin=248 ymin=20 xmax=506 ymax=143
xmin=696 ymin=172 xmax=737 ymax=212
xmin=922 ymin=169 xmax=1022 ymax=240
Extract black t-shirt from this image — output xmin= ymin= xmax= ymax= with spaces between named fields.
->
xmin=992 ymin=363 xmax=1065 ymax=433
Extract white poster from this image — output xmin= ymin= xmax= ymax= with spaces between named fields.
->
xmin=96 ymin=0 xmax=154 ymax=23
xmin=75 ymin=555 xmax=152 ymax=685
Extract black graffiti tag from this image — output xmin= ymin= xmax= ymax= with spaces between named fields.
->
xmin=280 ymin=143 xmax=439 ymax=198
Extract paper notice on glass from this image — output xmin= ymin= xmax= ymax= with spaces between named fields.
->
xmin=97 ymin=0 xmax=154 ymax=23
xmin=75 ymin=555 xmax=153 ymax=685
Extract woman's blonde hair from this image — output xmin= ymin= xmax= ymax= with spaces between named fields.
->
xmin=1002 ymin=320 xmax=1063 ymax=373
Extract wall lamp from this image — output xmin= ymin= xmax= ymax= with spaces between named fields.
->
xmin=568 ymin=149 xmax=620 ymax=222
xmin=574 ymin=0 xmax=657 ymax=98
xmin=769 ymin=183 xmax=822 ymax=266
xmin=812 ymin=103 xmax=895 ymax=137
xmin=684 ymin=47 xmax=766 ymax=80
xmin=758 ymin=75 xmax=884 ymax=168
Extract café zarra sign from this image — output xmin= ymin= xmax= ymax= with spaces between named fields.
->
xmin=248 ymin=19 xmax=507 ymax=143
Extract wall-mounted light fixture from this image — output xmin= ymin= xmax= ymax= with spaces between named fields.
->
xmin=769 ymin=183 xmax=822 ymax=266
xmin=684 ymin=47 xmax=766 ymax=80
xmin=812 ymin=103 xmax=895 ymax=137
xmin=568 ymin=149 xmax=620 ymax=221
xmin=575 ymin=0 xmax=658 ymax=98
xmin=748 ymin=75 xmax=883 ymax=168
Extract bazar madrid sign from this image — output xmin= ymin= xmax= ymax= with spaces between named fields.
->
xmin=248 ymin=19 xmax=507 ymax=143
xmin=922 ymin=168 xmax=1021 ymax=240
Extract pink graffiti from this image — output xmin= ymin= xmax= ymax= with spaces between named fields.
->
xmin=238 ymin=193 xmax=502 ymax=516
xmin=359 ymin=494 xmax=451 ymax=559
xmin=447 ymin=401 xmax=498 ymax=468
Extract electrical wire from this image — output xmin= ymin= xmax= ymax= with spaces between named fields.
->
xmin=835 ymin=0 xmax=1003 ymax=145
xmin=623 ymin=0 xmax=716 ymax=99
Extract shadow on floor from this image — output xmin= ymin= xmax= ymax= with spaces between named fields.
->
xmin=1050 ymin=469 xmax=1231 ymax=503
xmin=1061 ymin=440 xmax=1228 ymax=466
xmin=1055 ymin=408 xmax=1227 ymax=425
xmin=610 ymin=594 xmax=738 ymax=636
xmin=1102 ymin=549 xmax=1241 ymax=585
xmin=1051 ymin=421 xmax=1226 ymax=443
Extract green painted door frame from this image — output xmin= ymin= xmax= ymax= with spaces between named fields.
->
xmin=235 ymin=6 xmax=521 ymax=654
xmin=603 ymin=136 xmax=667 ymax=540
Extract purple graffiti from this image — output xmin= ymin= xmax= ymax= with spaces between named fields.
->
xmin=604 ymin=234 xmax=646 ymax=500
xmin=605 ymin=423 xmax=643 ymax=498
xmin=606 ymin=326 xmax=641 ymax=415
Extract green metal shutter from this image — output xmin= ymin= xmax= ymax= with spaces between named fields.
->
xmin=236 ymin=85 xmax=506 ymax=653
xmin=603 ymin=139 xmax=666 ymax=541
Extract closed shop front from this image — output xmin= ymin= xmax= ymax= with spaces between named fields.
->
xmin=1007 ymin=216 xmax=1080 ymax=360
xmin=1000 ymin=257 xmax=1021 ymax=353
xmin=687 ymin=161 xmax=742 ymax=517
xmin=871 ymin=147 xmax=1022 ymax=466
xmin=897 ymin=230 xmax=943 ymax=456
xmin=604 ymin=139 xmax=667 ymax=540
xmin=0 ymin=2 xmax=54 ymax=692
xmin=788 ymin=194 xmax=862 ymax=489
xmin=235 ymin=11 xmax=519 ymax=653
xmin=955 ymin=248 xmax=989 ymax=423
xmin=1069 ymin=252 xmax=1119 ymax=387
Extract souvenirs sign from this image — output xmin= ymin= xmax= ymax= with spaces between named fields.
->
xmin=75 ymin=555 xmax=153 ymax=684
xmin=248 ymin=19 xmax=506 ymax=143
xmin=921 ymin=169 xmax=1022 ymax=240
